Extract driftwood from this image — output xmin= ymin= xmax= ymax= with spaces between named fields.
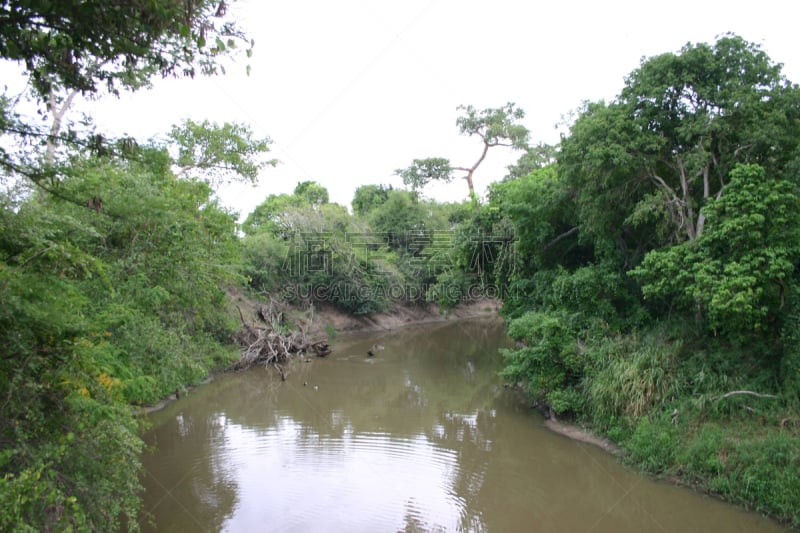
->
xmin=231 ymin=299 xmax=329 ymax=372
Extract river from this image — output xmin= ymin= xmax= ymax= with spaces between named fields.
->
xmin=139 ymin=317 xmax=786 ymax=532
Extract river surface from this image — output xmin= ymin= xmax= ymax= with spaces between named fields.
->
xmin=139 ymin=317 xmax=787 ymax=532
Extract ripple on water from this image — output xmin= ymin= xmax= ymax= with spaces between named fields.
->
xmin=214 ymin=420 xmax=471 ymax=532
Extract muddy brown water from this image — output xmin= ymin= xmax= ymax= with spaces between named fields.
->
xmin=139 ymin=317 xmax=787 ymax=532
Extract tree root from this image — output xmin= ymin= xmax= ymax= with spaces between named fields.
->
xmin=231 ymin=297 xmax=329 ymax=372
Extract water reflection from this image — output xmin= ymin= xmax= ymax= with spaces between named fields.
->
xmin=140 ymin=318 xmax=786 ymax=532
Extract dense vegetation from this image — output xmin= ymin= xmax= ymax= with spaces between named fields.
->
xmin=488 ymin=36 xmax=800 ymax=526
xmin=1 ymin=4 xmax=798 ymax=528
xmin=0 ymin=2 xmax=265 ymax=530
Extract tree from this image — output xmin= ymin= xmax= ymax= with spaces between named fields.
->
xmin=293 ymin=180 xmax=329 ymax=206
xmin=352 ymin=184 xmax=392 ymax=216
xmin=170 ymin=119 xmax=276 ymax=185
xmin=241 ymin=181 xmax=330 ymax=236
xmin=504 ymin=142 xmax=558 ymax=180
xmin=0 ymin=141 xmax=249 ymax=530
xmin=0 ymin=0 xmax=250 ymax=97
xmin=396 ymin=103 xmax=529 ymax=201
xmin=561 ymin=35 xmax=800 ymax=246
xmin=631 ymin=164 xmax=800 ymax=341
xmin=0 ymin=0 xmax=253 ymax=194
xmin=368 ymin=189 xmax=426 ymax=252
xmin=0 ymin=3 xmax=262 ymax=528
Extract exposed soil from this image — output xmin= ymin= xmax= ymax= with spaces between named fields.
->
xmin=542 ymin=418 xmax=621 ymax=455
xmin=310 ymin=297 xmax=501 ymax=337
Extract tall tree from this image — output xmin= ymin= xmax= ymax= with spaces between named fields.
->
xmin=396 ymin=103 xmax=529 ymax=201
xmin=561 ymin=35 xmax=800 ymax=246
xmin=631 ymin=164 xmax=800 ymax=341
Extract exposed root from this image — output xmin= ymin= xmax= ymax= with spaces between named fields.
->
xmin=231 ymin=298 xmax=330 ymax=371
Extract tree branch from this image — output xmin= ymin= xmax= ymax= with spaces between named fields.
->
xmin=712 ymin=390 xmax=779 ymax=401
xmin=542 ymin=226 xmax=579 ymax=252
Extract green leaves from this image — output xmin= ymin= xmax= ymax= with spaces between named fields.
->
xmin=395 ymin=157 xmax=453 ymax=191
xmin=456 ymin=102 xmax=529 ymax=149
xmin=631 ymin=164 xmax=800 ymax=340
xmin=169 ymin=119 xmax=276 ymax=185
xmin=0 ymin=0 xmax=252 ymax=97
xmin=0 ymin=136 xmax=246 ymax=530
xmin=500 ymin=310 xmax=587 ymax=414
xmin=563 ymin=35 xmax=800 ymax=246
xmin=396 ymin=102 xmax=530 ymax=199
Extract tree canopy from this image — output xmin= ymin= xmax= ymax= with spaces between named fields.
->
xmin=396 ymin=102 xmax=530 ymax=201
xmin=0 ymin=0 xmax=250 ymax=97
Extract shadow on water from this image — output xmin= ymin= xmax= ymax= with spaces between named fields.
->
xmin=139 ymin=317 xmax=787 ymax=533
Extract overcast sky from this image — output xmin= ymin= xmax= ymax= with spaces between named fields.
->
xmin=10 ymin=0 xmax=800 ymax=218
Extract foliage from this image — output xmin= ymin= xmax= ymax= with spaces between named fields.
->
xmin=241 ymin=180 xmax=330 ymax=236
xmin=396 ymin=102 xmax=530 ymax=199
xmin=293 ymin=180 xmax=330 ymax=206
xmin=0 ymin=138 xmax=252 ymax=530
xmin=561 ymin=35 xmax=800 ymax=246
xmin=0 ymin=0 xmax=268 ymax=529
xmin=504 ymin=142 xmax=558 ymax=180
xmin=586 ymin=330 xmax=682 ymax=425
xmin=367 ymin=189 xmax=426 ymax=251
xmin=351 ymin=183 xmax=392 ymax=216
xmin=395 ymin=157 xmax=453 ymax=191
xmin=170 ymin=119 xmax=276 ymax=184
xmin=624 ymin=414 xmax=678 ymax=473
xmin=500 ymin=310 xmax=587 ymax=414
xmin=631 ymin=164 xmax=800 ymax=343
xmin=242 ymin=187 xmax=402 ymax=314
xmin=491 ymin=35 xmax=800 ymax=526
xmin=0 ymin=0 xmax=251 ymax=97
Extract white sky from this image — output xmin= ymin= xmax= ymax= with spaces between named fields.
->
xmin=6 ymin=0 xmax=800 ymax=218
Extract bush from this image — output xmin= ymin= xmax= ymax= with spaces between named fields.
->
xmin=500 ymin=310 xmax=586 ymax=414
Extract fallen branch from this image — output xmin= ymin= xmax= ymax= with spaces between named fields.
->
xmin=712 ymin=390 xmax=779 ymax=402
xmin=231 ymin=298 xmax=327 ymax=372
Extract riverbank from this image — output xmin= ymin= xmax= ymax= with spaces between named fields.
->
xmin=312 ymin=297 xmax=500 ymax=335
xmin=542 ymin=418 xmax=621 ymax=455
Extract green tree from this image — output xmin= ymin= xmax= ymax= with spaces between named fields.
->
xmin=631 ymin=164 xmax=800 ymax=342
xmin=293 ymin=180 xmax=330 ymax=206
xmin=0 ymin=142 xmax=249 ymax=530
xmin=368 ymin=189 xmax=426 ymax=252
xmin=170 ymin=119 xmax=276 ymax=185
xmin=0 ymin=2 xmax=265 ymax=530
xmin=241 ymin=181 xmax=330 ymax=236
xmin=396 ymin=103 xmax=529 ymax=201
xmin=0 ymin=0 xmax=253 ymax=198
xmin=561 ymin=35 xmax=800 ymax=247
xmin=0 ymin=0 xmax=250 ymax=97
xmin=352 ymin=183 xmax=392 ymax=216
xmin=504 ymin=142 xmax=558 ymax=180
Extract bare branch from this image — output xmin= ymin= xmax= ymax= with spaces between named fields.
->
xmin=542 ymin=226 xmax=579 ymax=253
xmin=713 ymin=390 xmax=779 ymax=401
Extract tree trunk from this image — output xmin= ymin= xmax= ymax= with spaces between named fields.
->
xmin=45 ymin=88 xmax=79 ymax=165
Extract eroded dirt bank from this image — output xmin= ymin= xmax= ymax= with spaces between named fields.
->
xmin=311 ymin=297 xmax=501 ymax=336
